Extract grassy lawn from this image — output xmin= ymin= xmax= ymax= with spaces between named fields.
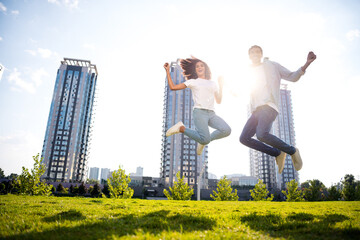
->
xmin=1 ymin=195 xmax=360 ymax=239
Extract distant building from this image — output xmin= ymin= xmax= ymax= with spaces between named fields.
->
xmin=249 ymin=84 xmax=299 ymax=190
xmin=160 ymin=60 xmax=208 ymax=189
xmin=41 ymin=58 xmax=98 ymax=182
xmin=89 ymin=167 xmax=99 ymax=181
xmin=136 ymin=167 xmax=143 ymax=176
xmin=208 ymin=173 xmax=217 ymax=179
xmin=100 ymin=168 xmax=110 ymax=183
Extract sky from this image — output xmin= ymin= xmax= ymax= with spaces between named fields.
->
xmin=0 ymin=0 xmax=359 ymax=187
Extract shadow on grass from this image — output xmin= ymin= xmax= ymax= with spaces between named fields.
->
xmin=43 ymin=209 xmax=86 ymax=222
xmin=5 ymin=210 xmax=216 ymax=239
xmin=240 ymin=212 xmax=360 ymax=240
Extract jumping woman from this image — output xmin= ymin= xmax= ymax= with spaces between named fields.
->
xmin=163 ymin=57 xmax=231 ymax=155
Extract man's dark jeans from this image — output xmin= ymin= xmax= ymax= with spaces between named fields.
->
xmin=240 ymin=105 xmax=296 ymax=157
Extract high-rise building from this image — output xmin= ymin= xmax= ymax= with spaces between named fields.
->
xmin=136 ymin=166 xmax=143 ymax=177
xmin=41 ymin=58 xmax=98 ymax=182
xmin=89 ymin=167 xmax=100 ymax=180
xmin=249 ymin=84 xmax=299 ymax=190
xmin=160 ymin=60 xmax=208 ymax=189
xmin=100 ymin=168 xmax=110 ymax=183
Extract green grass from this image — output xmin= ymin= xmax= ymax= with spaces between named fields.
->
xmin=1 ymin=195 xmax=360 ymax=239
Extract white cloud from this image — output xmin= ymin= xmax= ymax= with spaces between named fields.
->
xmin=0 ymin=36 xmax=2 ymax=41
xmin=38 ymin=48 xmax=53 ymax=58
xmin=8 ymin=68 xmax=36 ymax=94
xmin=7 ymin=68 xmax=48 ymax=94
xmin=0 ymin=2 xmax=6 ymax=12
xmin=25 ymin=48 xmax=57 ymax=58
xmin=31 ymin=68 xmax=49 ymax=87
xmin=83 ymin=43 xmax=96 ymax=50
xmin=11 ymin=10 xmax=19 ymax=15
xmin=25 ymin=49 xmax=37 ymax=56
xmin=346 ymin=29 xmax=360 ymax=41
xmin=48 ymin=0 xmax=79 ymax=9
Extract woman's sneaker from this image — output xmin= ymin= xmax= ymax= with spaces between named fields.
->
xmin=275 ymin=151 xmax=286 ymax=174
xmin=166 ymin=121 xmax=184 ymax=137
xmin=291 ymin=148 xmax=303 ymax=171
xmin=197 ymin=143 xmax=206 ymax=155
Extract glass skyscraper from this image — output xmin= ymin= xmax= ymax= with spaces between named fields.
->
xmin=160 ymin=60 xmax=208 ymax=189
xmin=249 ymin=84 xmax=299 ymax=190
xmin=41 ymin=58 xmax=98 ymax=182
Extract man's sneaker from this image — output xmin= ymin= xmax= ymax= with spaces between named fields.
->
xmin=275 ymin=151 xmax=286 ymax=174
xmin=166 ymin=121 xmax=184 ymax=137
xmin=291 ymin=148 xmax=303 ymax=171
xmin=197 ymin=143 xmax=206 ymax=155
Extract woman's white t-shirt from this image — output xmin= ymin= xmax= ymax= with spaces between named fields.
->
xmin=184 ymin=78 xmax=219 ymax=111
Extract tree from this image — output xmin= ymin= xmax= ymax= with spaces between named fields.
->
xmin=282 ymin=179 xmax=304 ymax=202
xmin=0 ymin=168 xmax=5 ymax=178
xmin=355 ymin=182 xmax=360 ymax=201
xmin=342 ymin=174 xmax=356 ymax=201
xmin=250 ymin=179 xmax=274 ymax=201
xmin=86 ymin=179 xmax=100 ymax=185
xmin=107 ymin=166 xmax=134 ymax=199
xmin=7 ymin=173 xmax=18 ymax=180
xmin=0 ymin=183 xmax=5 ymax=194
xmin=90 ymin=183 xmax=102 ymax=198
xmin=56 ymin=183 xmax=67 ymax=193
xmin=163 ymin=172 xmax=193 ymax=200
xmin=15 ymin=153 xmax=52 ymax=196
xmin=102 ymin=184 xmax=110 ymax=197
xmin=301 ymin=179 xmax=326 ymax=201
xmin=327 ymin=185 xmax=342 ymax=201
xmin=210 ymin=176 xmax=238 ymax=201
xmin=78 ymin=182 xmax=87 ymax=195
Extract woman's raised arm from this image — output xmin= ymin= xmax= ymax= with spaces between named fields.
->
xmin=164 ymin=63 xmax=187 ymax=91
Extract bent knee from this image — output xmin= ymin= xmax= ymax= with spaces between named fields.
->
xmin=256 ymin=131 xmax=267 ymax=142
xmin=239 ymin=134 xmax=248 ymax=144
xmin=198 ymin=139 xmax=211 ymax=145
xmin=224 ymin=127 xmax=231 ymax=137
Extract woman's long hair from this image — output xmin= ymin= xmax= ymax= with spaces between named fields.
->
xmin=179 ymin=57 xmax=211 ymax=80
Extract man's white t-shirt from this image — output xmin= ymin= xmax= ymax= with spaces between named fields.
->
xmin=184 ymin=78 xmax=219 ymax=111
xmin=250 ymin=64 xmax=279 ymax=113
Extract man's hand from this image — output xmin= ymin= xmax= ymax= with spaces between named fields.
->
xmin=307 ymin=51 xmax=317 ymax=64
xmin=302 ymin=51 xmax=316 ymax=72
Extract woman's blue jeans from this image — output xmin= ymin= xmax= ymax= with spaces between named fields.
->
xmin=240 ymin=105 xmax=296 ymax=157
xmin=184 ymin=108 xmax=231 ymax=145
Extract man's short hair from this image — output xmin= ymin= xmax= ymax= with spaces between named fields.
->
xmin=248 ymin=45 xmax=263 ymax=55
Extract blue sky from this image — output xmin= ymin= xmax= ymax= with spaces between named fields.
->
xmin=0 ymin=0 xmax=359 ymax=186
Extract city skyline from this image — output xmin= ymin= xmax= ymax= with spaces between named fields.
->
xmin=1 ymin=0 xmax=359 ymax=187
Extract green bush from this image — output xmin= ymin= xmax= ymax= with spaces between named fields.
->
xmin=56 ymin=183 xmax=67 ymax=193
xmin=282 ymin=179 xmax=304 ymax=202
xmin=210 ymin=176 xmax=238 ymax=201
xmin=78 ymin=182 xmax=87 ymax=195
xmin=15 ymin=154 xmax=52 ymax=196
xmin=342 ymin=174 xmax=357 ymax=201
xmin=327 ymin=185 xmax=342 ymax=201
xmin=163 ymin=172 xmax=193 ymax=200
xmin=301 ymin=179 xmax=326 ymax=201
xmin=107 ymin=166 xmax=133 ymax=199
xmin=250 ymin=179 xmax=273 ymax=201
xmin=90 ymin=183 xmax=102 ymax=198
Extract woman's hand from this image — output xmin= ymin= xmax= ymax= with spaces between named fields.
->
xmin=218 ymin=76 xmax=224 ymax=87
xmin=164 ymin=63 xmax=170 ymax=72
